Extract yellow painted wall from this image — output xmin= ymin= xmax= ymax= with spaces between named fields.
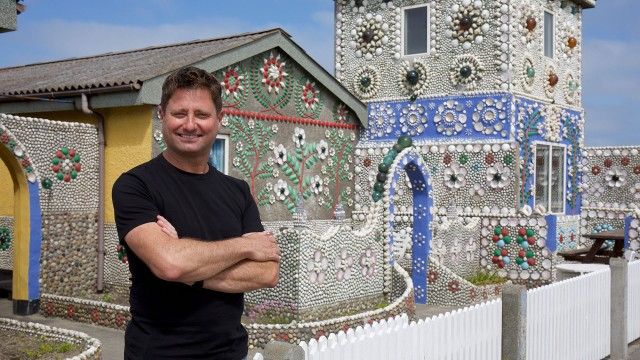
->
xmin=0 ymin=159 xmax=13 ymax=216
xmin=21 ymin=106 xmax=154 ymax=222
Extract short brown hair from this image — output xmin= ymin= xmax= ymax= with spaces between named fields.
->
xmin=160 ymin=66 xmax=222 ymax=114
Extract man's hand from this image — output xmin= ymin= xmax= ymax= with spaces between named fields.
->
xmin=157 ymin=215 xmax=178 ymax=238
xmin=241 ymin=231 xmax=281 ymax=262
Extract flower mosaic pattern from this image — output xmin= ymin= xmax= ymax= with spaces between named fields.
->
xmin=472 ymin=97 xmax=508 ymax=137
xmin=350 ymin=13 xmax=389 ymax=59
xmin=251 ymin=52 xmax=292 ymax=111
xmin=295 ymin=80 xmax=323 ymax=118
xmin=449 ymin=55 xmax=485 ymax=90
xmin=260 ymin=52 xmax=288 ymax=93
xmin=51 ymin=147 xmax=81 ymax=183
xmin=335 ymin=248 xmax=354 ymax=281
xmin=398 ymin=103 xmax=428 ymax=136
xmin=443 ymin=164 xmax=467 ymax=189
xmin=396 ymin=61 xmax=429 ymax=97
xmin=367 ymin=103 xmax=395 ymax=138
xmin=360 ymin=247 xmax=376 ymax=277
xmin=308 ymin=250 xmax=329 ymax=284
xmin=486 ymin=163 xmax=511 ymax=189
xmin=605 ymin=167 xmax=627 ymax=188
xmin=353 ymin=65 xmax=380 ymax=99
xmin=219 ymin=66 xmax=247 ymax=108
xmin=434 ymin=100 xmax=467 ymax=136
xmin=445 ymin=0 xmax=490 ymax=49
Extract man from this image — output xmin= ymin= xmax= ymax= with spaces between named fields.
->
xmin=112 ymin=66 xmax=280 ymax=359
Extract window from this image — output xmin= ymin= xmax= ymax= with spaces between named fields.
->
xmin=403 ymin=5 xmax=429 ymax=56
xmin=209 ymin=134 xmax=229 ymax=174
xmin=544 ymin=11 xmax=554 ymax=58
xmin=534 ymin=144 xmax=565 ymax=213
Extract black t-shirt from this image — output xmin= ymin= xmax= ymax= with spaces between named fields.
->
xmin=112 ymin=154 xmax=264 ymax=360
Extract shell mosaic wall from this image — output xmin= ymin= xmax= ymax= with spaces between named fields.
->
xmin=0 ymin=113 xmax=99 ymax=296
xmin=0 ymin=217 xmax=13 ymax=270
xmin=581 ymin=147 xmax=640 ymax=252
xmin=335 ymin=0 xmax=583 ymax=107
xmin=250 ymin=219 xmax=384 ymax=318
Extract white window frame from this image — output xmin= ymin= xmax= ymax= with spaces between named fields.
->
xmin=543 ymin=10 xmax=555 ymax=59
xmin=210 ymin=134 xmax=230 ymax=175
xmin=532 ymin=141 xmax=566 ymax=214
xmin=401 ymin=3 xmax=431 ymax=58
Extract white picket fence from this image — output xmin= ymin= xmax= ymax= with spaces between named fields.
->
xmin=254 ymin=261 xmax=640 ymax=360
xmin=628 ymin=260 xmax=640 ymax=343
xmin=526 ymin=267 xmax=611 ymax=360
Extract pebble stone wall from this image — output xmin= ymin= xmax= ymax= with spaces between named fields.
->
xmin=0 ymin=216 xmax=13 ymax=270
xmin=0 ymin=317 xmax=102 ymax=359
xmin=581 ymin=146 xmax=640 ymax=253
xmin=0 ymin=113 xmax=99 ymax=296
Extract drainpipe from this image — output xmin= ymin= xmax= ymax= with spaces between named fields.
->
xmin=76 ymin=93 xmax=106 ymax=293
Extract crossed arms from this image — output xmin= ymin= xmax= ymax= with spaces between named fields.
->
xmin=123 ymin=216 xmax=280 ymax=293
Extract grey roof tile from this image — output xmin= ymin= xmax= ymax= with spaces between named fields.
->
xmin=0 ymin=28 xmax=283 ymax=96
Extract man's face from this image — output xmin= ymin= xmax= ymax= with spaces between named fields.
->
xmin=160 ymin=88 xmax=219 ymax=160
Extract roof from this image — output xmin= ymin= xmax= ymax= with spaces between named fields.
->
xmin=0 ymin=28 xmax=368 ymax=126
xmin=573 ymin=0 xmax=596 ymax=9
xmin=0 ymin=29 xmax=280 ymax=96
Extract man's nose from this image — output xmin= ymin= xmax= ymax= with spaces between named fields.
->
xmin=183 ymin=114 xmax=197 ymax=131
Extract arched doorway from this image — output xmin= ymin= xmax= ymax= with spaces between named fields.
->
xmin=0 ymin=125 xmax=42 ymax=315
xmin=385 ymin=150 xmax=432 ymax=304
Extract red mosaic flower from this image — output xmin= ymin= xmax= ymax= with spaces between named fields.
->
xmin=635 ymin=165 xmax=640 ymax=175
xmin=260 ymin=53 xmax=288 ymax=94
xmin=0 ymin=133 xmax=9 ymax=144
xmin=428 ymin=270 xmax=438 ymax=284
xmin=604 ymin=158 xmax=613 ymax=168
xmin=621 ymin=157 xmax=631 ymax=166
xmin=91 ymin=309 xmax=101 ymax=323
xmin=115 ymin=313 xmax=126 ymax=328
xmin=469 ymin=288 xmax=477 ymax=300
xmin=592 ymin=166 xmax=601 ymax=175
xmin=443 ymin=153 xmax=452 ymax=165
xmin=221 ymin=67 xmax=244 ymax=98
xmin=43 ymin=302 xmax=54 ymax=316
xmin=314 ymin=330 xmax=326 ymax=340
xmin=363 ymin=157 xmax=372 ymax=167
xmin=448 ymin=280 xmax=461 ymax=293
xmin=51 ymin=147 xmax=81 ymax=182
xmin=66 ymin=304 xmax=76 ymax=318
xmin=301 ymin=80 xmax=320 ymax=111
xmin=485 ymin=152 xmax=495 ymax=165
xmin=20 ymin=158 xmax=31 ymax=167
xmin=275 ymin=332 xmax=290 ymax=342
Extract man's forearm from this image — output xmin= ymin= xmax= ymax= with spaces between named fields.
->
xmin=125 ymin=223 xmax=253 ymax=283
xmin=202 ymin=260 xmax=280 ymax=293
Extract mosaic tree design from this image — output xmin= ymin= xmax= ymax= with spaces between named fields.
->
xmin=516 ymin=107 xmax=544 ymax=207
xmin=273 ymin=127 xmax=326 ymax=213
xmin=562 ymin=113 xmax=582 ymax=211
xmin=226 ymin=116 xmax=277 ymax=202
xmin=319 ymin=129 xmax=354 ymax=211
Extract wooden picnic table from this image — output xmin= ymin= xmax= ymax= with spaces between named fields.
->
xmin=559 ymin=229 xmax=625 ymax=264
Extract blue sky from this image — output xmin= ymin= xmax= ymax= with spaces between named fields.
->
xmin=0 ymin=0 xmax=637 ymax=146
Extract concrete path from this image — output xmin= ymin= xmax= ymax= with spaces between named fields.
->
xmin=0 ymin=298 xmax=124 ymax=360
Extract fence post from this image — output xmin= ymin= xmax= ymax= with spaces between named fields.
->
xmin=261 ymin=341 xmax=306 ymax=360
xmin=610 ymin=257 xmax=628 ymax=360
xmin=501 ymin=284 xmax=527 ymax=360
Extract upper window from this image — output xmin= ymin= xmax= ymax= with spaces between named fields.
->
xmin=209 ymin=134 xmax=229 ymax=174
xmin=403 ymin=5 xmax=429 ymax=56
xmin=544 ymin=11 xmax=554 ymax=58
xmin=534 ymin=144 xmax=565 ymax=214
